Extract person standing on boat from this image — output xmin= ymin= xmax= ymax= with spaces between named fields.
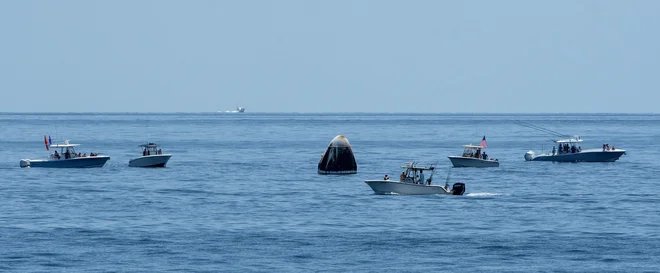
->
xmin=552 ymin=146 xmax=556 ymax=156
xmin=418 ymin=170 xmax=425 ymax=185
xmin=400 ymin=172 xmax=406 ymax=182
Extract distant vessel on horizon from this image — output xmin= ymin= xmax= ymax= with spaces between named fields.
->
xmin=220 ymin=106 xmax=246 ymax=113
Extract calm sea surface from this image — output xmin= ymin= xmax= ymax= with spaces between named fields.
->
xmin=0 ymin=113 xmax=659 ymax=272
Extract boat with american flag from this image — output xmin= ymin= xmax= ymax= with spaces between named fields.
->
xmin=448 ymin=136 xmax=499 ymax=167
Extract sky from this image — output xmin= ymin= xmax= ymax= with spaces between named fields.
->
xmin=1 ymin=0 xmax=658 ymax=113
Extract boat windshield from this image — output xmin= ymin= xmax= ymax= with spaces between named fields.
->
xmin=462 ymin=146 xmax=483 ymax=159
xmin=399 ymin=163 xmax=434 ymax=184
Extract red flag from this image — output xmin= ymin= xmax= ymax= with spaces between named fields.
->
xmin=480 ymin=136 xmax=487 ymax=148
xmin=44 ymin=136 xmax=49 ymax=151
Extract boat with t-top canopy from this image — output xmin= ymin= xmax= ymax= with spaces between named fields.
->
xmin=20 ymin=138 xmax=110 ymax=168
xmin=516 ymin=121 xmax=625 ymax=162
xmin=129 ymin=143 xmax=172 ymax=167
xmin=364 ymin=162 xmax=465 ymax=195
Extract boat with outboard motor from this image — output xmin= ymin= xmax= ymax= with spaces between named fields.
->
xmin=448 ymin=138 xmax=499 ymax=167
xmin=525 ymin=137 xmax=625 ymax=162
xmin=129 ymin=143 xmax=172 ymax=167
xmin=364 ymin=162 xmax=465 ymax=195
xmin=20 ymin=140 xmax=110 ymax=168
xmin=516 ymin=121 xmax=625 ymax=162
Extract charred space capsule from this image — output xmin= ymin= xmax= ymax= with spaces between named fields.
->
xmin=317 ymin=135 xmax=357 ymax=175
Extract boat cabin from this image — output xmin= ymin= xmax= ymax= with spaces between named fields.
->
xmin=398 ymin=162 xmax=434 ymax=184
xmin=461 ymin=145 xmax=488 ymax=160
xmin=140 ymin=143 xmax=163 ymax=156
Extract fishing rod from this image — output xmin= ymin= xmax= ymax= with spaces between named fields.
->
xmin=427 ymin=160 xmax=439 ymax=183
xmin=514 ymin=120 xmax=567 ymax=137
xmin=514 ymin=120 xmax=572 ymax=139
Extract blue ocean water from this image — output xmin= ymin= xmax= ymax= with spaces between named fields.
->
xmin=0 ymin=113 xmax=659 ymax=272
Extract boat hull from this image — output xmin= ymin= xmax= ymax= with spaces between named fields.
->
xmin=129 ymin=154 xmax=172 ymax=167
xmin=364 ymin=180 xmax=452 ymax=195
xmin=448 ymin=156 xmax=499 ymax=167
xmin=525 ymin=149 xmax=625 ymax=162
xmin=21 ymin=156 xmax=110 ymax=168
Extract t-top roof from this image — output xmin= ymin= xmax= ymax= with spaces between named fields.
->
xmin=463 ymin=144 xmax=485 ymax=149
xmin=50 ymin=140 xmax=79 ymax=148
xmin=555 ymin=138 xmax=583 ymax=143
xmin=50 ymin=143 xmax=80 ymax=148
xmin=139 ymin=143 xmax=159 ymax=148
xmin=400 ymin=162 xmax=434 ymax=170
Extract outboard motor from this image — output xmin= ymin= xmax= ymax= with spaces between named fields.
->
xmin=524 ymin=151 xmax=535 ymax=161
xmin=19 ymin=159 xmax=30 ymax=168
xmin=452 ymin=182 xmax=465 ymax=196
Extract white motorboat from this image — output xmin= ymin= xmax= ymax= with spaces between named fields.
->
xmin=20 ymin=139 xmax=110 ymax=168
xmin=128 ymin=143 xmax=172 ymax=167
xmin=365 ymin=162 xmax=465 ymax=195
xmin=221 ymin=106 xmax=246 ymax=113
xmin=448 ymin=139 xmax=499 ymax=167
xmin=516 ymin=120 xmax=625 ymax=163
xmin=525 ymin=137 xmax=625 ymax=162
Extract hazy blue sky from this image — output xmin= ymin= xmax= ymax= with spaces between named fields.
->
xmin=1 ymin=1 xmax=658 ymax=113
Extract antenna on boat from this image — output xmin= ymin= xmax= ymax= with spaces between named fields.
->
xmin=445 ymin=167 xmax=452 ymax=189
xmin=146 ymin=117 xmax=151 ymax=144
xmin=427 ymin=160 xmax=438 ymax=183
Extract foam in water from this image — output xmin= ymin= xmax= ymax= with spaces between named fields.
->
xmin=466 ymin=192 xmax=507 ymax=197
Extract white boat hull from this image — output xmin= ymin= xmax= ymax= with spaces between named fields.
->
xmin=448 ymin=156 xmax=499 ymax=167
xmin=20 ymin=156 xmax=110 ymax=168
xmin=364 ymin=180 xmax=458 ymax=195
xmin=525 ymin=149 xmax=625 ymax=162
xmin=129 ymin=154 xmax=172 ymax=167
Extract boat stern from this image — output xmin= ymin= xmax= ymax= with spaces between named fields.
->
xmin=19 ymin=159 xmax=30 ymax=168
xmin=524 ymin=151 xmax=536 ymax=161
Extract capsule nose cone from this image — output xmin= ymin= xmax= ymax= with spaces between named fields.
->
xmin=329 ymin=135 xmax=351 ymax=148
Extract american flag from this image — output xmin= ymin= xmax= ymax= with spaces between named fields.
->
xmin=480 ymin=136 xmax=487 ymax=148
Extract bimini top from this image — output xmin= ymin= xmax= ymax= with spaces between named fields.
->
xmin=554 ymin=138 xmax=583 ymax=144
xmin=49 ymin=140 xmax=80 ymax=148
xmin=401 ymin=162 xmax=435 ymax=171
xmin=462 ymin=144 xmax=485 ymax=149
xmin=139 ymin=143 xmax=159 ymax=148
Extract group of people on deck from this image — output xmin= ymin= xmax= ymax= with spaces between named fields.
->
xmin=463 ymin=149 xmax=488 ymax=160
xmin=53 ymin=150 xmax=98 ymax=160
xmin=602 ymin=144 xmax=616 ymax=151
xmin=142 ymin=149 xmax=163 ymax=156
xmin=552 ymin=143 xmax=582 ymax=155
xmin=385 ymin=169 xmax=430 ymax=185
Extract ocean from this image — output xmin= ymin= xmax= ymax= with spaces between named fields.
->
xmin=0 ymin=113 xmax=658 ymax=272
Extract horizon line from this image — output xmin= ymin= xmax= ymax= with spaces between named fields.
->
xmin=1 ymin=111 xmax=658 ymax=115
